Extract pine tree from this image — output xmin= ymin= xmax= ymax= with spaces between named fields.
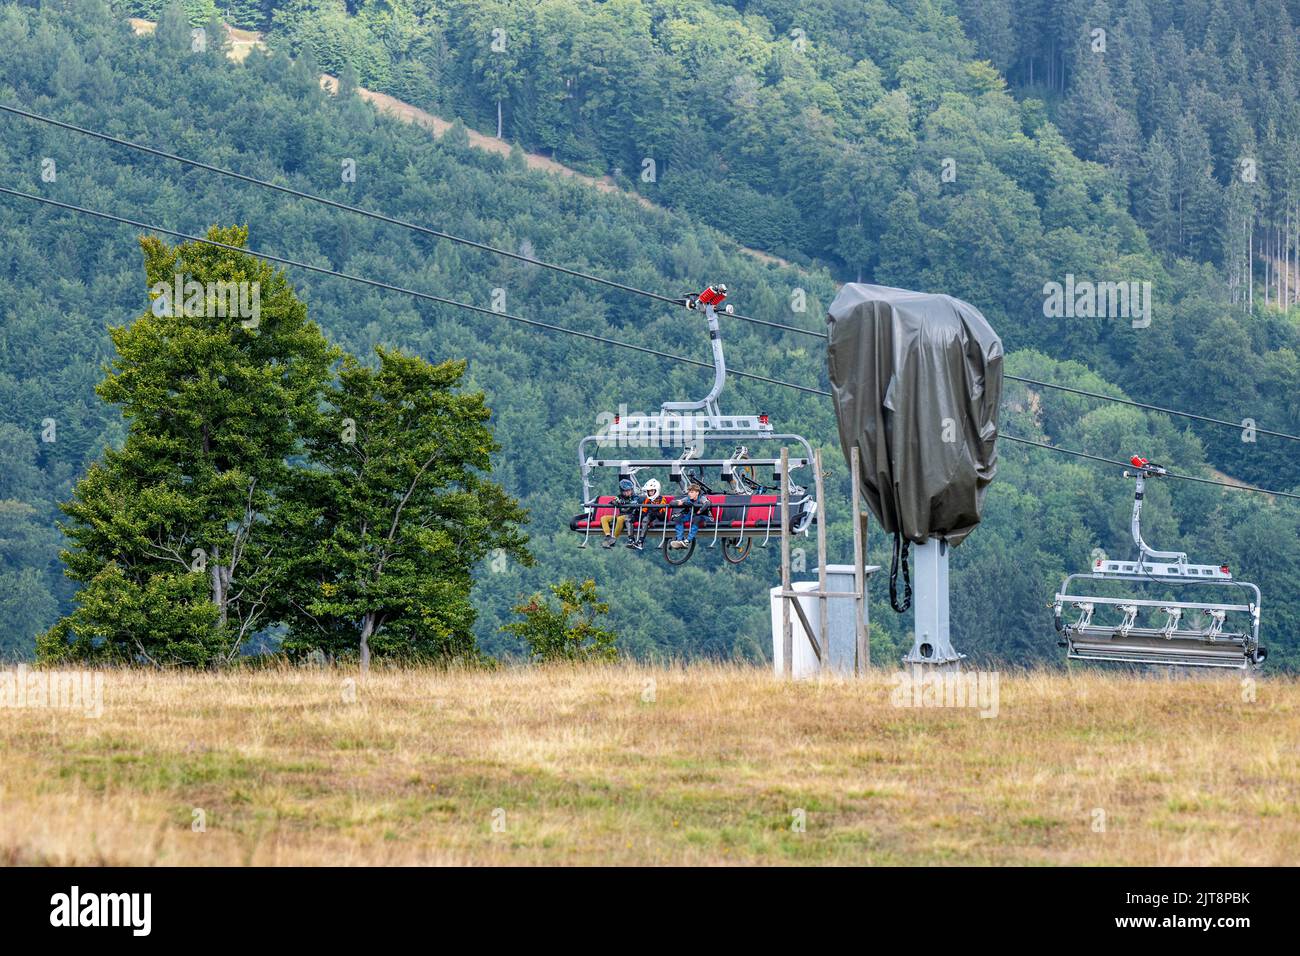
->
xmin=1136 ymin=133 xmax=1176 ymax=256
xmin=337 ymin=60 xmax=359 ymax=98
xmin=1176 ymin=115 xmax=1223 ymax=262
xmin=154 ymin=0 xmax=192 ymax=52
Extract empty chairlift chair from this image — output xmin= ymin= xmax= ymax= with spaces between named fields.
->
xmin=1052 ymin=457 xmax=1266 ymax=669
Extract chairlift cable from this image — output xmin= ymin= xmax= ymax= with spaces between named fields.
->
xmin=999 ymin=435 xmax=1300 ymax=500
xmin=8 ymin=102 xmax=1298 ymax=444
xmin=1002 ymin=375 xmax=1300 ymax=442
xmin=0 ymin=187 xmax=824 ymax=396
xmin=0 ymin=102 xmax=817 ymax=337
xmin=5 ymin=186 xmax=1298 ymax=502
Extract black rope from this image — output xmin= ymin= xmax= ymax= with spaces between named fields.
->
xmin=889 ymin=533 xmax=912 ymax=613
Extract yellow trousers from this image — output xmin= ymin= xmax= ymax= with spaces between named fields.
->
xmin=600 ymin=514 xmax=627 ymax=537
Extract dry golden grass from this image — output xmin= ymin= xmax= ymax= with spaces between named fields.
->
xmin=1 ymin=664 xmax=1297 ymax=865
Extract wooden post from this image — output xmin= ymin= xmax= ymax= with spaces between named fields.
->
xmin=861 ymin=508 xmax=870 ymax=669
xmin=780 ymin=446 xmax=792 ymax=678
xmin=851 ymin=445 xmax=868 ymax=674
xmin=814 ymin=447 xmax=829 ymax=671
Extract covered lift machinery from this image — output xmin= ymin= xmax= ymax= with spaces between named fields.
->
xmin=827 ymin=283 xmax=1004 ymax=668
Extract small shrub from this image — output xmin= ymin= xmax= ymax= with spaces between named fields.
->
xmin=501 ymin=579 xmax=617 ymax=663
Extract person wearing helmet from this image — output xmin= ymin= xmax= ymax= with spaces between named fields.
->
xmin=628 ymin=478 xmax=669 ymax=552
xmin=600 ymin=478 xmax=641 ymax=548
xmin=670 ymin=482 xmax=712 ymax=549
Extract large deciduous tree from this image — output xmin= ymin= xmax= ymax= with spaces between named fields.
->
xmin=42 ymin=230 xmax=530 ymax=668
xmin=40 ymin=227 xmax=337 ymax=665
xmin=279 ymin=348 xmax=531 ymax=668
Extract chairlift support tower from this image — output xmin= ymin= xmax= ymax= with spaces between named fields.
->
xmin=903 ymin=537 xmax=963 ymax=667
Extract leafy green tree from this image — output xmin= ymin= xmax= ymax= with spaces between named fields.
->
xmin=502 ymin=579 xmax=617 ymax=663
xmin=280 ymin=348 xmax=531 ymax=668
xmin=154 ymin=0 xmax=192 ymax=50
xmin=271 ymin=0 xmax=391 ymax=88
xmin=455 ymin=0 xmax=527 ymax=139
xmin=219 ymin=0 xmax=274 ymax=30
xmin=337 ymin=60 xmax=358 ymax=98
xmin=40 ymin=228 xmax=338 ymax=665
xmin=0 ymin=499 xmax=61 ymax=659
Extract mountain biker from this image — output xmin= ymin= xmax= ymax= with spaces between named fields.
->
xmin=670 ymin=482 xmax=712 ymax=549
xmin=601 ymin=478 xmax=641 ymax=548
xmin=628 ymin=478 xmax=669 ymax=551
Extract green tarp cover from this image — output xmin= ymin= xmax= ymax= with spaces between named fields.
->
xmin=827 ymin=284 xmax=1003 ymax=546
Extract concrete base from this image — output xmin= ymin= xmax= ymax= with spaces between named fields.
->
xmin=899 ymin=657 xmax=964 ymax=673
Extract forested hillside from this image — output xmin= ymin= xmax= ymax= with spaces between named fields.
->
xmin=2 ymin=0 xmax=1299 ymax=667
xmin=147 ymin=0 xmax=1300 ymax=490
xmin=956 ymin=0 xmax=1300 ymax=288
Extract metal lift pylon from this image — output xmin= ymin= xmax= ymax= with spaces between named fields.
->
xmin=902 ymin=536 xmax=964 ymax=668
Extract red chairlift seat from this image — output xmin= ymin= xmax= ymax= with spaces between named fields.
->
xmin=570 ymin=493 xmax=814 ymax=536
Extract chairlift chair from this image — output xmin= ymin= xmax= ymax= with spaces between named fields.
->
xmin=570 ymin=285 xmax=817 ymax=564
xmin=1052 ymin=457 xmax=1266 ymax=669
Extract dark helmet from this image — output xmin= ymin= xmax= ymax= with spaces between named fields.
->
xmin=619 ymin=478 xmax=634 ymax=493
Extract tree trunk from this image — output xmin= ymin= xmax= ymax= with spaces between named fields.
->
xmin=359 ymin=612 xmax=376 ymax=674
xmin=1265 ymin=227 xmax=1270 ymax=307
xmin=496 ymin=99 xmax=503 ymax=139
xmin=1286 ymin=207 xmax=1291 ymax=310
xmin=210 ymin=545 xmax=227 ymax=627
xmin=1279 ymin=225 xmax=1284 ymax=306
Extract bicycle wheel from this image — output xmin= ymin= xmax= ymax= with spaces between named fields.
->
xmin=733 ymin=463 xmax=757 ymax=493
xmin=722 ymin=537 xmax=752 ymax=564
xmin=662 ymin=537 xmax=696 ymax=565
xmin=722 ymin=535 xmax=754 ymax=564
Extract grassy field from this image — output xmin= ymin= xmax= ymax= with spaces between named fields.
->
xmin=1 ymin=664 xmax=1297 ymax=865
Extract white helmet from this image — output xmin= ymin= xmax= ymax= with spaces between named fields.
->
xmin=643 ymin=478 xmax=661 ymax=498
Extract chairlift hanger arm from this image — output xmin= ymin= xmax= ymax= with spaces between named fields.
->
xmin=662 ymin=285 xmax=734 ymax=421
xmin=1123 ymin=456 xmax=1189 ymax=568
